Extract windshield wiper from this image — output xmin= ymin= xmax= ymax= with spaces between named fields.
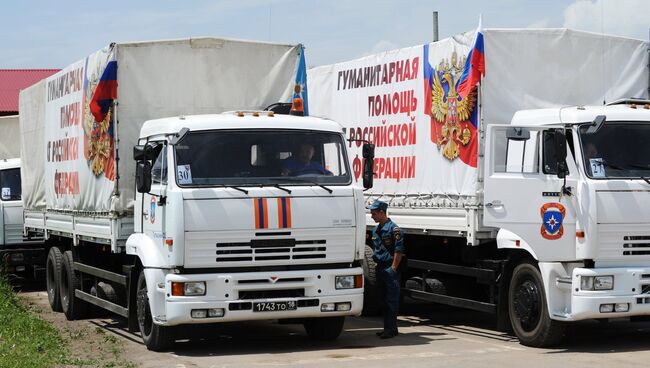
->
xmin=261 ymin=183 xmax=292 ymax=194
xmin=271 ymin=177 xmax=333 ymax=194
xmin=218 ymin=185 xmax=249 ymax=194
xmin=592 ymin=161 xmax=650 ymax=184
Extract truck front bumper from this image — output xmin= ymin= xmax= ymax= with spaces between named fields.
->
xmin=554 ymin=266 xmax=650 ymax=321
xmin=150 ymin=267 xmax=364 ymax=326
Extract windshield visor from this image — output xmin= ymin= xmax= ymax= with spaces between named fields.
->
xmin=579 ymin=122 xmax=650 ymax=179
xmin=174 ymin=130 xmax=351 ymax=186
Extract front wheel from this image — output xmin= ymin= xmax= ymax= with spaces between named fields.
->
xmin=508 ymin=262 xmax=566 ymax=347
xmin=362 ymin=246 xmax=381 ymax=316
xmin=136 ymin=270 xmax=174 ymax=351
xmin=304 ymin=316 xmax=345 ymax=341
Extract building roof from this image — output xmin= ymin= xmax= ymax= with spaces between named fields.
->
xmin=0 ymin=69 xmax=60 ymax=113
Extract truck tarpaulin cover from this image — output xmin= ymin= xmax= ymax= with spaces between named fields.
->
xmin=0 ymin=115 xmax=20 ymax=160
xmin=308 ymin=29 xmax=648 ymax=200
xmin=20 ymin=38 xmax=301 ymax=215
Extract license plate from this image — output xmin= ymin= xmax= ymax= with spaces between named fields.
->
xmin=253 ymin=301 xmax=297 ymax=312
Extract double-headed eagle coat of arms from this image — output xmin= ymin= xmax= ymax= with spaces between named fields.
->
xmin=429 ymin=51 xmax=478 ymax=161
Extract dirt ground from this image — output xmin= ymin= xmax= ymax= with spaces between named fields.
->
xmin=17 ymin=283 xmax=140 ymax=368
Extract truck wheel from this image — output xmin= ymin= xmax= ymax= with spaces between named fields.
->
xmin=136 ymin=270 xmax=173 ymax=351
xmin=508 ymin=262 xmax=566 ymax=347
xmin=362 ymin=246 xmax=381 ymax=316
xmin=59 ymin=250 xmax=88 ymax=320
xmin=304 ymin=316 xmax=345 ymax=340
xmin=46 ymin=247 xmax=63 ymax=312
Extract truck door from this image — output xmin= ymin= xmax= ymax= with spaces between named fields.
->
xmin=0 ymin=168 xmax=23 ymax=244
xmin=483 ymin=125 xmax=578 ymax=261
xmin=141 ymin=143 xmax=167 ymax=247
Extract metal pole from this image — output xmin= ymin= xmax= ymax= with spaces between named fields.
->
xmin=432 ymin=11 xmax=439 ymax=42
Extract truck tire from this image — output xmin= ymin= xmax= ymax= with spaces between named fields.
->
xmin=362 ymin=245 xmax=381 ymax=316
xmin=46 ymin=247 xmax=63 ymax=312
xmin=508 ymin=262 xmax=566 ymax=347
xmin=59 ymin=250 xmax=88 ymax=320
xmin=304 ymin=316 xmax=345 ymax=341
xmin=136 ymin=270 xmax=174 ymax=351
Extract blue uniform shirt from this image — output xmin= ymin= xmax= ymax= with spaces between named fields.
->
xmin=371 ymin=218 xmax=404 ymax=265
xmin=282 ymin=156 xmax=332 ymax=176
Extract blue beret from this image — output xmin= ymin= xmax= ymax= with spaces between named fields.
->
xmin=367 ymin=200 xmax=388 ymax=212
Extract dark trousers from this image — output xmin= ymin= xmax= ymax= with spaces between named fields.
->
xmin=377 ymin=265 xmax=400 ymax=335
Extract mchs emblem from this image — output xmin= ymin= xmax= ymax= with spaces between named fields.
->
xmin=540 ymin=202 xmax=566 ymax=240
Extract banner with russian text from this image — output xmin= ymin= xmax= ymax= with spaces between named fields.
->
xmin=308 ymin=36 xmax=477 ymax=198
xmin=44 ymin=47 xmax=117 ymax=212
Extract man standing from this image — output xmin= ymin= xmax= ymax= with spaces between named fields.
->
xmin=369 ymin=199 xmax=404 ymax=339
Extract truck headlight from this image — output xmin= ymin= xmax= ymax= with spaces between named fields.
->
xmin=171 ymin=281 xmax=206 ymax=296
xmin=580 ymin=276 xmax=614 ymax=291
xmin=335 ymin=275 xmax=363 ymax=289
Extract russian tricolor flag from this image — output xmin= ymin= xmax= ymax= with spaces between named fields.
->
xmin=457 ymin=17 xmax=485 ymax=100
xmin=90 ymin=60 xmax=117 ymax=123
xmin=293 ymin=44 xmax=309 ymax=116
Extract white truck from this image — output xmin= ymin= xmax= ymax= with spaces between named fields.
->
xmin=0 ymin=115 xmax=45 ymax=277
xmin=19 ymin=38 xmax=369 ymax=351
xmin=308 ymin=28 xmax=650 ymax=347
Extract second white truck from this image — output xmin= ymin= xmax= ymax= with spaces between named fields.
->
xmin=20 ymin=37 xmax=370 ymax=350
xmin=308 ymin=28 xmax=650 ymax=347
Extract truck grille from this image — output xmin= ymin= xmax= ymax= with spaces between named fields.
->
xmin=239 ymin=289 xmax=305 ymax=299
xmin=623 ymin=236 xmax=650 ymax=256
xmin=215 ymin=239 xmax=326 ymax=263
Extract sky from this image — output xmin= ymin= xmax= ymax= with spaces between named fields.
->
xmin=1 ymin=0 xmax=648 ymax=69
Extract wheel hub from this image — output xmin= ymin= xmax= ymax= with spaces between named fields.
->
xmin=513 ymin=279 xmax=541 ymax=331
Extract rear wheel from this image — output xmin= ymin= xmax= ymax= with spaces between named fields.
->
xmin=46 ymin=247 xmax=63 ymax=312
xmin=304 ymin=316 xmax=345 ymax=340
xmin=508 ymin=262 xmax=566 ymax=347
xmin=362 ymin=246 xmax=381 ymax=316
xmin=136 ymin=270 xmax=174 ymax=351
xmin=59 ymin=250 xmax=88 ymax=320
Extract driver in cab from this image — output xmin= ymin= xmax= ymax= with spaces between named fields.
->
xmin=281 ymin=143 xmax=332 ymax=176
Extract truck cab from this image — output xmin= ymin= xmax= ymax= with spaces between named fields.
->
xmin=127 ymin=112 xmax=367 ymax=349
xmin=0 ymin=158 xmax=43 ymax=276
xmin=483 ymin=100 xmax=650 ymax=345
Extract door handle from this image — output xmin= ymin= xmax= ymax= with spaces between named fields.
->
xmin=142 ymin=211 xmax=149 ymax=220
xmin=485 ymin=202 xmax=504 ymax=209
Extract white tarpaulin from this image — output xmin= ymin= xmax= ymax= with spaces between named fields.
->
xmin=308 ymin=28 xmax=649 ymax=202
xmin=21 ymin=37 xmax=302 ymax=215
xmin=19 ymin=80 xmax=47 ymax=210
xmin=0 ymin=115 xmax=20 ymax=160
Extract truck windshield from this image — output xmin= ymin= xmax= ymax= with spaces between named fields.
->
xmin=579 ymin=122 xmax=650 ymax=179
xmin=174 ymin=130 xmax=351 ymax=186
xmin=0 ymin=168 xmax=21 ymax=201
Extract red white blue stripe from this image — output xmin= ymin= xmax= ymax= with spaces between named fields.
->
xmin=90 ymin=60 xmax=117 ymax=123
xmin=457 ymin=17 xmax=485 ymax=101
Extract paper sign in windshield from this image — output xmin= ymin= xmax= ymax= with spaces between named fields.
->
xmin=177 ymin=165 xmax=193 ymax=185
xmin=1 ymin=187 xmax=10 ymax=200
xmin=590 ymin=158 xmax=605 ymax=178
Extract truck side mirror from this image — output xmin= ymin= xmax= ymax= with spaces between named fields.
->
xmin=362 ymin=143 xmax=375 ymax=189
xmin=506 ymin=127 xmax=530 ymax=141
xmin=135 ymin=161 xmax=152 ymax=193
xmin=133 ymin=142 xmax=160 ymax=161
xmin=554 ymin=129 xmax=569 ymax=179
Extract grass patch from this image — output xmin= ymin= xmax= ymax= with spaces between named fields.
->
xmin=0 ymin=275 xmax=68 ymax=368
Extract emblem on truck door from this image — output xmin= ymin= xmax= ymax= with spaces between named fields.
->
xmin=540 ymin=202 xmax=565 ymax=240
xmin=150 ymin=196 xmax=156 ymax=224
